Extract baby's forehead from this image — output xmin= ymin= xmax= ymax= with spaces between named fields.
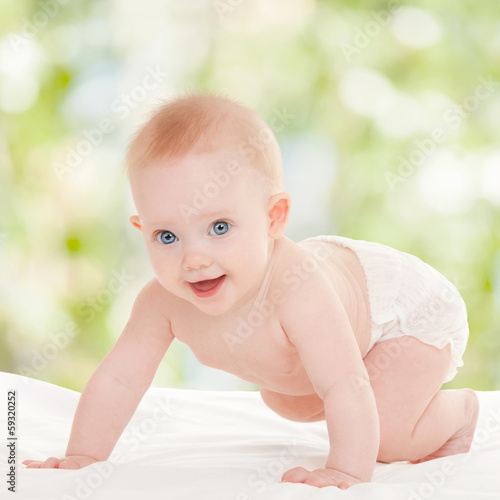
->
xmin=180 ymin=153 xmax=270 ymax=200
xmin=140 ymin=149 xmax=264 ymax=185
xmin=131 ymin=151 xmax=270 ymax=202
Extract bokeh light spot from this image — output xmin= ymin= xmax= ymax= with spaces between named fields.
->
xmin=66 ymin=237 xmax=82 ymax=253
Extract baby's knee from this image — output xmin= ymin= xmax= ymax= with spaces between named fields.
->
xmin=377 ymin=417 xmax=417 ymax=463
xmin=377 ymin=435 xmax=411 ymax=463
xmin=259 ymin=390 xmax=325 ymax=422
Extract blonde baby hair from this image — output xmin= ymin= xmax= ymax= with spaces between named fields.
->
xmin=125 ymin=92 xmax=284 ymax=192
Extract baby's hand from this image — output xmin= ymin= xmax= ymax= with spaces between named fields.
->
xmin=282 ymin=466 xmax=362 ymax=489
xmin=22 ymin=455 xmax=98 ymax=470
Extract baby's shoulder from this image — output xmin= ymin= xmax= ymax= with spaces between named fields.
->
xmin=132 ymin=277 xmax=178 ymax=318
xmin=271 ymin=236 xmax=319 ymax=281
xmin=270 ymin=237 xmax=341 ymax=300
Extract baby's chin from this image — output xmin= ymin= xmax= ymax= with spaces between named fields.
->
xmin=192 ymin=304 xmax=230 ymax=316
xmin=186 ymin=293 xmax=234 ymax=316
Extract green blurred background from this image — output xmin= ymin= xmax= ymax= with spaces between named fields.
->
xmin=1 ymin=0 xmax=499 ymax=392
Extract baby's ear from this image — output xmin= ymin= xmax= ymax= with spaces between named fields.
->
xmin=129 ymin=215 xmax=142 ymax=230
xmin=267 ymin=192 xmax=291 ymax=239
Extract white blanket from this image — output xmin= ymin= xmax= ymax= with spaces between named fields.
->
xmin=1 ymin=371 xmax=499 ymax=499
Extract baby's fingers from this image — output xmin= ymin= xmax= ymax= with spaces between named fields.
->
xmin=282 ymin=467 xmax=314 ymax=483
xmin=23 ymin=457 xmax=62 ymax=469
xmin=58 ymin=459 xmax=82 ymax=469
xmin=24 ymin=455 xmax=97 ymax=470
xmin=42 ymin=457 xmax=63 ymax=468
xmin=22 ymin=460 xmax=41 ymax=468
xmin=282 ymin=466 xmax=361 ymax=489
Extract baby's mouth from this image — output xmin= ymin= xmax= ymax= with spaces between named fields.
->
xmin=188 ymin=275 xmax=226 ymax=297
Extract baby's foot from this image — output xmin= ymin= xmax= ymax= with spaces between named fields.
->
xmin=411 ymin=389 xmax=479 ymax=463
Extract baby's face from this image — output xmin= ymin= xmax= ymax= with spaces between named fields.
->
xmin=129 ymin=150 xmax=276 ymax=316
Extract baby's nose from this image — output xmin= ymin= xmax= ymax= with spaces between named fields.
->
xmin=182 ymin=249 xmax=212 ymax=271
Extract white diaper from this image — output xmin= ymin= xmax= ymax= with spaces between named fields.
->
xmin=302 ymin=235 xmax=469 ymax=383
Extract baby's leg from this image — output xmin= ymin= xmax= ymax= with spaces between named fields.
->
xmin=363 ymin=336 xmax=479 ymax=463
xmin=259 ymin=388 xmax=326 ymax=422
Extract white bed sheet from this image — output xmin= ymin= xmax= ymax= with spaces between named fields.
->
xmin=1 ymin=371 xmax=499 ymax=499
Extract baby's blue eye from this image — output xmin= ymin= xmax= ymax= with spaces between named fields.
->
xmin=156 ymin=231 xmax=177 ymax=245
xmin=210 ymin=221 xmax=230 ymax=236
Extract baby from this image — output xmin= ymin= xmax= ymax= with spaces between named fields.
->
xmin=23 ymin=94 xmax=479 ymax=489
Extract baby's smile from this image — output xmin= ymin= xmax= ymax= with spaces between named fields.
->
xmin=188 ymin=274 xmax=226 ymax=297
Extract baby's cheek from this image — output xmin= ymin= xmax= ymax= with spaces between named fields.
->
xmin=245 ymin=251 xmax=269 ymax=280
xmin=236 ymin=242 xmax=264 ymax=265
xmin=148 ymin=254 xmax=174 ymax=282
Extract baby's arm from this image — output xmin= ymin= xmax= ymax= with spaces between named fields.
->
xmin=279 ymin=271 xmax=379 ymax=487
xmin=23 ymin=279 xmax=174 ymax=469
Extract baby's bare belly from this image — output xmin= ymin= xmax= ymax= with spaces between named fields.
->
xmin=184 ymin=319 xmax=319 ymax=396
